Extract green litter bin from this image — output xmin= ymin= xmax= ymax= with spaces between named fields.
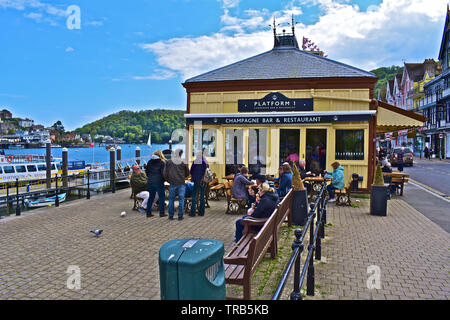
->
xmin=159 ymin=238 xmax=225 ymax=300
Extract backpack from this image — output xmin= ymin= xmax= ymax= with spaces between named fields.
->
xmin=201 ymin=167 xmax=214 ymax=186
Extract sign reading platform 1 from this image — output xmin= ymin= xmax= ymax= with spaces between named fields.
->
xmin=238 ymin=92 xmax=313 ymax=112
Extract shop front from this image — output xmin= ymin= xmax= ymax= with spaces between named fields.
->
xmin=182 ymin=27 xmax=380 ymax=190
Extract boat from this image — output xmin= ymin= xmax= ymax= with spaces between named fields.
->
xmin=105 ymin=144 xmax=118 ymax=150
xmin=24 ymin=193 xmax=66 ymax=208
xmin=0 ymin=154 xmax=87 ymax=185
xmin=147 ymin=132 xmax=152 ymax=148
xmin=9 ymin=145 xmax=24 ymax=149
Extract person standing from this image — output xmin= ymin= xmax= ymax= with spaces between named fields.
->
xmin=424 ymin=146 xmax=430 ymax=160
xmin=164 ymin=149 xmax=190 ymax=221
xmin=189 ymin=151 xmax=208 ymax=217
xmin=145 ymin=150 xmax=167 ymax=218
xmin=397 ymin=147 xmax=405 ymax=172
xmin=323 ymin=161 xmax=345 ymax=202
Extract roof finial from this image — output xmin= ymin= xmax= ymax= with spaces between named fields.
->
xmin=292 ymin=14 xmax=295 ymax=35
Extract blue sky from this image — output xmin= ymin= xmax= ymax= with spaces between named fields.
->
xmin=0 ymin=0 xmax=447 ymax=130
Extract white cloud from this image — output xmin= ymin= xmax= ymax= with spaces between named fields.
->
xmin=132 ymin=69 xmax=177 ymax=80
xmin=140 ymin=0 xmax=449 ymax=80
xmin=65 ymin=46 xmax=74 ymax=52
xmin=1 ymin=0 xmax=69 ymax=25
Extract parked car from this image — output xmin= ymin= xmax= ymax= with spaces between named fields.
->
xmin=388 ymin=147 xmax=414 ymax=167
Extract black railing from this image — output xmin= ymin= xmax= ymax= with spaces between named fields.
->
xmin=0 ymin=166 xmax=140 ymax=217
xmin=272 ymin=181 xmax=328 ymax=300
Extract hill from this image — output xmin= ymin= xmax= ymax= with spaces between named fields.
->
xmin=75 ymin=109 xmax=186 ymax=144
xmin=370 ymin=65 xmax=404 ymax=100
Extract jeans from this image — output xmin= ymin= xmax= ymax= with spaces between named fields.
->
xmin=398 ymin=163 xmax=404 ymax=172
xmin=235 ymin=215 xmax=251 ymax=242
xmin=191 ymin=183 xmax=205 ymax=216
xmin=327 ymin=184 xmax=337 ymax=199
xmin=147 ymin=183 xmax=165 ymax=214
xmin=168 ymin=184 xmax=186 ymax=218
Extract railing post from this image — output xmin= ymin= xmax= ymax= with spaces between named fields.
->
xmin=46 ymin=142 xmax=52 ymax=189
xmin=306 ymin=213 xmax=315 ymax=296
xmin=6 ymin=183 xmax=10 ymax=216
xmin=55 ymin=174 xmax=59 ymax=207
xmin=87 ymin=170 xmax=91 ymax=200
xmin=15 ymin=178 xmax=21 ymax=216
xmin=315 ymin=220 xmax=322 ymax=261
xmin=290 ymin=228 xmax=304 ymax=300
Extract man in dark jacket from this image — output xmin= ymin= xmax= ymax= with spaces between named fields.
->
xmin=145 ymin=151 xmax=166 ymax=217
xmin=234 ymin=184 xmax=279 ymax=242
xmin=189 ymin=151 xmax=208 ymax=217
xmin=164 ymin=149 xmax=190 ymax=220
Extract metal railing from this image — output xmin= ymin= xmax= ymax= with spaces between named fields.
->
xmin=0 ymin=164 xmax=145 ymax=217
xmin=272 ymin=181 xmax=328 ymax=300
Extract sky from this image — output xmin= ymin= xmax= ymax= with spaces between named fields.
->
xmin=0 ymin=0 xmax=448 ymax=131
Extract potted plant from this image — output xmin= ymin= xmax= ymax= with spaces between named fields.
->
xmin=291 ymin=163 xmax=309 ymax=226
xmin=370 ymin=162 xmax=388 ymax=216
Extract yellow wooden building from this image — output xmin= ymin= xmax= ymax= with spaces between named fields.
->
xmin=181 ymin=27 xmax=424 ymax=190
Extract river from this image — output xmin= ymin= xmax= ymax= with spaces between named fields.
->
xmin=2 ymin=143 xmax=185 ymax=165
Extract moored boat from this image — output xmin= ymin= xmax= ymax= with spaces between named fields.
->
xmin=24 ymin=193 xmax=66 ymax=208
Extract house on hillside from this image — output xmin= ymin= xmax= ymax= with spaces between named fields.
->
xmin=423 ymin=5 xmax=450 ymax=159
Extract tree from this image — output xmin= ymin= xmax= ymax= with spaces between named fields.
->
xmin=52 ymin=120 xmax=65 ymax=135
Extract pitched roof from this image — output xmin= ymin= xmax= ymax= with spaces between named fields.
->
xmin=439 ymin=5 xmax=450 ymax=61
xmin=404 ymin=63 xmax=425 ymax=82
xmin=387 ymin=79 xmax=395 ymax=95
xmin=184 ymin=38 xmax=376 ymax=83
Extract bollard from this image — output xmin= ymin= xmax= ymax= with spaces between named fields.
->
xmin=110 ymin=148 xmax=116 ymax=193
xmin=290 ymin=229 xmax=304 ymax=301
xmin=117 ymin=146 xmax=121 ymax=161
xmin=86 ymin=170 xmax=91 ymax=200
xmin=55 ymin=174 xmax=59 ymax=207
xmin=46 ymin=143 xmax=52 ymax=189
xmin=62 ymin=147 xmax=68 ymax=188
xmin=135 ymin=147 xmax=141 ymax=165
xmin=15 ymin=179 xmax=21 ymax=216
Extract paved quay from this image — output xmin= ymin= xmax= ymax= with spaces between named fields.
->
xmin=311 ymin=198 xmax=450 ymax=300
xmin=0 ymin=187 xmax=449 ymax=300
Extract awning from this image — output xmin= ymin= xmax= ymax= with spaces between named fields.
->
xmin=376 ymin=100 xmax=427 ymax=134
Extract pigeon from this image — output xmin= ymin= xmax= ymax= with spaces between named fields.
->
xmin=90 ymin=229 xmax=103 ymax=237
xmin=121 ymin=211 xmax=127 ymax=217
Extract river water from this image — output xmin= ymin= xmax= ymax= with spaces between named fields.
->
xmin=2 ymin=143 xmax=184 ymax=165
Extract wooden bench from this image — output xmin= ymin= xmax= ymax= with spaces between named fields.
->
xmin=383 ymin=172 xmax=409 ymax=196
xmin=224 ymin=181 xmax=248 ymax=215
xmin=208 ymin=177 xmax=225 ymax=200
xmin=334 ymin=180 xmax=353 ymax=206
xmin=224 ymin=207 xmax=278 ymax=299
xmin=224 ymin=190 xmax=293 ymax=299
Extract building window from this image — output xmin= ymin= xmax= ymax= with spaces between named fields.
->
xmin=193 ymin=129 xmax=217 ymax=157
xmin=335 ymin=130 xmax=364 ymax=160
xmin=225 ymin=129 xmax=244 ymax=175
xmin=248 ymin=129 xmax=267 ymax=177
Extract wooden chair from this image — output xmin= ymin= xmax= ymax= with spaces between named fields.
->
xmin=334 ymin=181 xmax=352 ymax=206
xmin=224 ymin=181 xmax=248 ymax=215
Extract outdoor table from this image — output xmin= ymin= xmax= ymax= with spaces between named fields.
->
xmin=223 ymin=174 xmax=235 ymax=181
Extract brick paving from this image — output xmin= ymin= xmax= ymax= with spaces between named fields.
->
xmin=310 ymin=198 xmax=450 ymax=300
xmin=0 ymin=189 xmax=449 ymax=300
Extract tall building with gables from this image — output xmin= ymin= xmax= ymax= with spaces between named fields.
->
xmin=423 ymin=5 xmax=450 ymax=159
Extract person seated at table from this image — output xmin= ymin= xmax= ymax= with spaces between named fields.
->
xmin=298 ymin=160 xmax=314 ymax=193
xmin=285 ymin=148 xmax=299 ymax=165
xmin=381 ymin=162 xmax=397 ymax=194
xmin=276 ymin=162 xmax=293 ymax=198
xmin=323 ymin=161 xmax=344 ymax=203
xmin=130 ymin=165 xmax=150 ymax=213
xmin=248 ymin=174 xmax=267 ymax=207
xmin=231 ymin=166 xmax=255 ymax=202
xmin=234 ymin=183 xmax=280 ymax=242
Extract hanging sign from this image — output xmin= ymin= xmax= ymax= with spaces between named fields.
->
xmin=238 ymin=92 xmax=313 ymax=112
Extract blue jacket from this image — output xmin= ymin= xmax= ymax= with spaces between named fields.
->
xmin=324 ymin=166 xmax=345 ymax=190
xmin=278 ymin=172 xmax=292 ymax=197
xmin=190 ymin=158 xmax=207 ymax=183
